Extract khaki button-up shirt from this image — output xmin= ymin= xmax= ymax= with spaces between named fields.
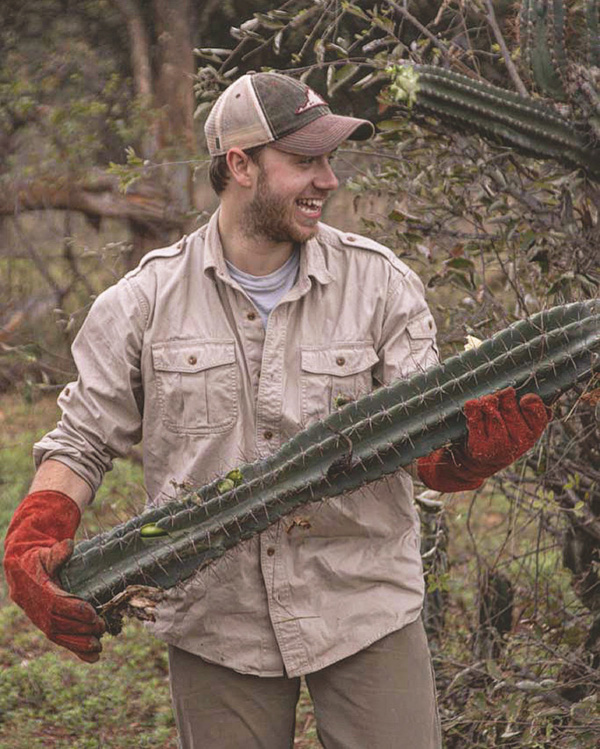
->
xmin=34 ymin=210 xmax=438 ymax=677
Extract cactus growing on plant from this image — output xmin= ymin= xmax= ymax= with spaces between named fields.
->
xmin=58 ymin=301 xmax=600 ymax=628
xmin=386 ymin=0 xmax=600 ymax=177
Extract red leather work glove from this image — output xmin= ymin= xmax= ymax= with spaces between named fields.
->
xmin=417 ymin=387 xmax=550 ymax=492
xmin=3 ymin=490 xmax=105 ymax=662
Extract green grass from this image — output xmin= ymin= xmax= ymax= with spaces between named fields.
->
xmin=0 ymin=610 xmax=177 ymax=748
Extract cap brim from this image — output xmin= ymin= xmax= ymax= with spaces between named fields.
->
xmin=270 ymin=114 xmax=374 ymax=156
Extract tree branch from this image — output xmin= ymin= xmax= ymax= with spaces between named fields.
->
xmin=383 ymin=0 xmax=475 ymax=77
xmin=483 ymin=0 xmax=529 ymax=96
xmin=1 ymin=173 xmax=183 ymax=230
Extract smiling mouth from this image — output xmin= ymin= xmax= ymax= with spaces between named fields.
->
xmin=296 ymin=198 xmax=324 ymax=216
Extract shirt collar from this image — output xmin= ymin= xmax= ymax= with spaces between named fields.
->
xmin=202 ymin=208 xmax=229 ymax=280
xmin=202 ymin=208 xmax=334 ymax=288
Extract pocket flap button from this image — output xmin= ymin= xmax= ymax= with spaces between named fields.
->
xmin=188 ymin=355 xmax=197 ymax=365
xmin=336 ymin=356 xmax=346 ymax=366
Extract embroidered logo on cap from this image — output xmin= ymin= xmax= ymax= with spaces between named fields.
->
xmin=295 ymin=87 xmax=327 ymax=115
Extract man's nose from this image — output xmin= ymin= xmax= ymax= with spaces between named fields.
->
xmin=314 ymin=158 xmax=339 ymax=191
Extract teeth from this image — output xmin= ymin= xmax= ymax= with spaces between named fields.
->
xmin=297 ymin=198 xmax=323 ymax=211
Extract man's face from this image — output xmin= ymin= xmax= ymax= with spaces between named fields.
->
xmin=243 ymin=146 xmax=339 ymax=245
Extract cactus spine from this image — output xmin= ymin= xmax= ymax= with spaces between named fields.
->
xmin=59 ymin=302 xmax=600 ymax=615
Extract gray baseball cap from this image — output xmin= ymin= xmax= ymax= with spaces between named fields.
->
xmin=205 ymin=72 xmax=374 ymax=157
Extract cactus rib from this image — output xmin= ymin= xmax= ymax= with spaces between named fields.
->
xmin=533 ymin=0 xmax=568 ymax=100
xmin=520 ymin=0 xmax=536 ymax=90
xmin=520 ymin=0 xmax=568 ymax=100
xmin=59 ymin=302 xmax=600 ymax=611
xmin=586 ymin=0 xmax=600 ymax=68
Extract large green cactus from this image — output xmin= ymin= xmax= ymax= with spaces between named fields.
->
xmin=520 ymin=0 xmax=569 ymax=101
xmin=386 ymin=0 xmax=600 ymax=177
xmin=59 ymin=301 xmax=600 ymax=624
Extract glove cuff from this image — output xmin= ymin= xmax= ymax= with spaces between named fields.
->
xmin=4 ymin=490 xmax=81 ymax=553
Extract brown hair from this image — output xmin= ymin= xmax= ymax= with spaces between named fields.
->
xmin=209 ymin=145 xmax=266 ymax=195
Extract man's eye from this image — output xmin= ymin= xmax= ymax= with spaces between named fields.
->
xmin=298 ymin=155 xmax=336 ymax=165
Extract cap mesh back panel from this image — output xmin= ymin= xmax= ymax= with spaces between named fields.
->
xmin=205 ymin=77 xmax=273 ymax=156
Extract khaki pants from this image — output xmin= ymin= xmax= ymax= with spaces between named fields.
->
xmin=168 ymin=618 xmax=442 ymax=748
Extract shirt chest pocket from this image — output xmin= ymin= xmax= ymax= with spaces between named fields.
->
xmin=152 ymin=339 xmax=237 ymax=435
xmin=300 ymin=343 xmax=379 ymax=426
xmin=404 ymin=310 xmax=438 ymax=374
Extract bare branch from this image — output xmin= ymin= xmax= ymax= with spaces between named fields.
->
xmin=383 ymin=0 xmax=475 ymax=77
xmin=0 ymin=172 xmax=182 ymax=230
xmin=483 ymin=0 xmax=528 ymax=96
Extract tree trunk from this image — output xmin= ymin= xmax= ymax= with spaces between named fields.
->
xmin=154 ymin=0 xmax=196 ymax=155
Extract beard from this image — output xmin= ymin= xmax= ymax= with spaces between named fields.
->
xmin=242 ymin=167 xmax=318 ymax=245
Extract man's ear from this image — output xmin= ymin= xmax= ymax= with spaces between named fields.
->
xmin=226 ymin=148 xmax=255 ymax=188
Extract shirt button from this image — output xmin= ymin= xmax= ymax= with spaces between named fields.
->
xmin=263 ymin=430 xmax=273 ymax=440
xmin=188 ymin=355 xmax=197 ymax=365
xmin=247 ymin=312 xmax=256 ymax=320
xmin=336 ymin=356 xmax=346 ymax=366
xmin=267 ymin=547 xmax=275 ymax=556
xmin=346 ymin=235 xmax=356 ymax=242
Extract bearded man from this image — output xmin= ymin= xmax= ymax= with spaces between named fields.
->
xmin=4 ymin=72 xmax=549 ymax=748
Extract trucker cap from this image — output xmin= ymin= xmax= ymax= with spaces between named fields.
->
xmin=205 ymin=72 xmax=374 ymax=157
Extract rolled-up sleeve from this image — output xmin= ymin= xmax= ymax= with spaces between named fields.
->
xmin=33 ymin=278 xmax=147 ymax=497
xmin=374 ymin=267 xmax=439 ymax=386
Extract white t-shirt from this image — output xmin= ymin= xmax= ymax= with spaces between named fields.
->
xmin=226 ymin=247 xmax=300 ymax=327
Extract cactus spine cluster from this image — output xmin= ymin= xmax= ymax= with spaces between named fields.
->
xmin=387 ymin=0 xmax=600 ymax=177
xmin=59 ymin=301 xmax=600 ymax=615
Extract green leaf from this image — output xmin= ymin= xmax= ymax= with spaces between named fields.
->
xmin=340 ymin=1 xmax=370 ymax=21
xmin=388 ymin=208 xmax=419 ymax=222
xmin=377 ymin=119 xmax=407 ymax=132
xmin=445 ymin=257 xmax=476 ymax=270
xmin=124 ymin=146 xmax=143 ymax=167
xmin=327 ymin=63 xmax=358 ymax=96
xmin=449 ymin=271 xmax=475 ymax=290
xmin=253 ymin=12 xmax=285 ymax=30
